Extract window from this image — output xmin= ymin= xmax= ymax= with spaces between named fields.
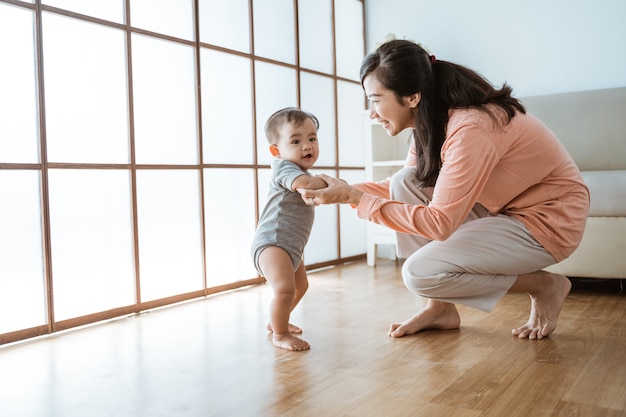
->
xmin=0 ymin=0 xmax=367 ymax=345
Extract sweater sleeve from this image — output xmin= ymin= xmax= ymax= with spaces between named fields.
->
xmin=357 ymin=117 xmax=500 ymax=240
xmin=352 ymin=179 xmax=390 ymax=199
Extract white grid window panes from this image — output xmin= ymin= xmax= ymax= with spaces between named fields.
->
xmin=0 ymin=171 xmax=46 ymax=333
xmin=48 ymin=169 xmax=135 ymax=321
xmin=204 ymin=169 xmax=258 ymax=285
xmin=42 ymin=13 xmax=129 ymax=164
xmin=254 ymin=61 xmax=297 ymax=166
xmin=300 ymin=72 xmax=337 ymax=167
xmin=201 ymin=50 xmax=254 ymax=165
xmin=0 ymin=4 xmax=39 ymax=163
xmin=136 ymin=170 xmax=205 ymax=302
xmin=337 ymin=80 xmax=367 ymax=167
xmin=199 ymin=0 xmax=250 ymax=53
xmin=42 ymin=0 xmax=124 ymax=23
xmin=298 ymin=0 xmax=333 ymax=74
xmin=132 ymin=34 xmax=199 ymax=165
xmin=130 ymin=0 xmax=194 ymax=40
xmin=339 ymin=169 xmax=368 ymax=257
xmin=335 ymin=0 xmax=364 ymax=81
xmin=252 ymin=0 xmax=295 ymax=64
xmin=304 ymin=168 xmax=339 ymax=264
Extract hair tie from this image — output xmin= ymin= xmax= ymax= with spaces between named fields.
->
xmin=430 ymin=55 xmax=436 ymax=65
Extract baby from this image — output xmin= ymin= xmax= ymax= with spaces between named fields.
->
xmin=251 ymin=107 xmax=327 ymax=351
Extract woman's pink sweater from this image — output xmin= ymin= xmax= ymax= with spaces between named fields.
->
xmin=355 ymin=107 xmax=590 ymax=262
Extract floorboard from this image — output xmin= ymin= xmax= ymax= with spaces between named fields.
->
xmin=0 ymin=260 xmax=624 ymax=417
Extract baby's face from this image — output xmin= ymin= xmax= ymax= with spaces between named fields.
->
xmin=273 ymin=118 xmax=319 ymax=170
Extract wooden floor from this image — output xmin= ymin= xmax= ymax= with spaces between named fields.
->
xmin=1 ymin=260 xmax=625 ymax=417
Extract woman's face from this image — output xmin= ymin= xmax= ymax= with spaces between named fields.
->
xmin=363 ymin=74 xmax=419 ymax=137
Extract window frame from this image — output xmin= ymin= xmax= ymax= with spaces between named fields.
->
xmin=0 ymin=0 xmax=367 ymax=346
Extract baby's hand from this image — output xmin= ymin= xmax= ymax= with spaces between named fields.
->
xmin=298 ymin=184 xmax=320 ymax=206
xmin=301 ymin=195 xmax=317 ymax=206
xmin=298 ymin=174 xmax=361 ymax=206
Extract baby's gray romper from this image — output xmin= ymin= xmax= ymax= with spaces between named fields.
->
xmin=251 ymin=159 xmax=315 ymax=274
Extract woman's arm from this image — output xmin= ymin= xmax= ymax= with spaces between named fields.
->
xmin=352 ymin=179 xmax=391 ymax=199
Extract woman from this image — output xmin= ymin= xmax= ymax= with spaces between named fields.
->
xmin=299 ymin=40 xmax=589 ymax=340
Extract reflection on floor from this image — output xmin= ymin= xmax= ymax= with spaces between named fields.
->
xmin=0 ymin=260 xmax=624 ymax=417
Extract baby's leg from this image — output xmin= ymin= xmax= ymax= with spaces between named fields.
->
xmin=266 ymin=261 xmax=308 ymax=334
xmin=291 ymin=260 xmax=309 ymax=314
xmin=266 ymin=322 xmax=303 ymax=334
xmin=258 ymin=247 xmax=310 ymax=351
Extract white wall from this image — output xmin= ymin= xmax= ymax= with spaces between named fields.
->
xmin=364 ymin=0 xmax=626 ymax=96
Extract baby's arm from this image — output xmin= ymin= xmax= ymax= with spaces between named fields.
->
xmin=292 ymin=174 xmax=327 ymax=192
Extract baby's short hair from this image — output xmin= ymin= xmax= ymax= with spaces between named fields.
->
xmin=264 ymin=107 xmax=319 ymax=144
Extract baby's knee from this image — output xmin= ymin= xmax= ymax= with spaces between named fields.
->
xmin=271 ymin=280 xmax=296 ymax=297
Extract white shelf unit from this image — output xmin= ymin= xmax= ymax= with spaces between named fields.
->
xmin=363 ymin=116 xmax=412 ymax=266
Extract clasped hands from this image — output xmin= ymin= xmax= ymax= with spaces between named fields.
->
xmin=298 ymin=173 xmax=363 ymax=207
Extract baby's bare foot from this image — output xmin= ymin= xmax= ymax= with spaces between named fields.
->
xmin=272 ymin=333 xmax=310 ymax=351
xmin=266 ymin=322 xmax=303 ymax=334
xmin=512 ymin=272 xmax=571 ymax=339
xmin=388 ymin=301 xmax=460 ymax=338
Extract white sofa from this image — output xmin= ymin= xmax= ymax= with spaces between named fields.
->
xmin=521 ymin=87 xmax=626 ymax=279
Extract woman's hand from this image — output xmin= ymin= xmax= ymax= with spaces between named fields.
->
xmin=298 ymin=174 xmax=364 ymax=206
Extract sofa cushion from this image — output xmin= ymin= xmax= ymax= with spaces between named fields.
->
xmin=522 ymin=88 xmax=626 ymax=171
xmin=582 ymin=170 xmax=626 ymax=217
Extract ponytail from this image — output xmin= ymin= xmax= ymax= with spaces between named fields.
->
xmin=361 ymin=40 xmax=525 ymax=187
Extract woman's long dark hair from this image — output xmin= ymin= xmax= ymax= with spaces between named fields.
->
xmin=360 ymin=40 xmax=525 ymax=187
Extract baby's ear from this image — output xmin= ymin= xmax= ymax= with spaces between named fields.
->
xmin=269 ymin=145 xmax=280 ymax=157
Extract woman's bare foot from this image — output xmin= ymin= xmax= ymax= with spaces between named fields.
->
xmin=388 ymin=300 xmax=461 ymax=338
xmin=266 ymin=322 xmax=303 ymax=334
xmin=272 ymin=332 xmax=310 ymax=351
xmin=512 ymin=271 xmax=571 ymax=339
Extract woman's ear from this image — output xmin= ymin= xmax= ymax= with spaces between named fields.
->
xmin=406 ymin=92 xmax=421 ymax=109
xmin=269 ymin=145 xmax=280 ymax=157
